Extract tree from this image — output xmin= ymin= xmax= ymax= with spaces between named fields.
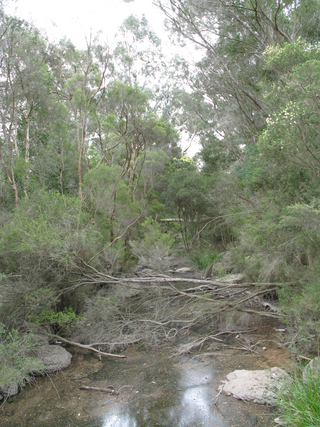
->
xmin=85 ymin=82 xmax=179 ymax=241
xmin=0 ymin=17 xmax=52 ymax=204
xmin=54 ymin=38 xmax=111 ymax=200
xmin=154 ymin=0 xmax=320 ymax=170
xmin=237 ymin=40 xmax=320 ymax=205
xmin=113 ymin=14 xmax=162 ymax=88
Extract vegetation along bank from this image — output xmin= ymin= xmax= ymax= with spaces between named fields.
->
xmin=1 ymin=1 xmax=320 ymax=424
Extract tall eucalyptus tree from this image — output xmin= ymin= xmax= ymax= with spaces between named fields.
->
xmin=154 ymin=0 xmax=320 ymax=168
xmin=0 ymin=16 xmax=52 ymax=204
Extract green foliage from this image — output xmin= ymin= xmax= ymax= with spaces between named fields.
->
xmin=0 ymin=277 xmax=58 ymax=329
xmin=0 ymin=191 xmax=83 ymax=273
xmin=192 ymin=251 xmax=218 ymax=270
xmin=279 ymin=280 xmax=320 ymax=352
xmin=131 ymin=217 xmax=175 ymax=253
xmin=130 ymin=217 xmax=175 ymax=270
xmin=167 ymin=155 xmax=209 ymax=220
xmin=30 ymin=307 xmax=81 ymax=334
xmin=1 ymin=0 xmax=320 ymax=369
xmin=276 ymin=365 xmax=320 ymax=426
xmin=0 ymin=326 xmax=43 ymax=392
xmin=254 ymin=40 xmax=320 ymax=204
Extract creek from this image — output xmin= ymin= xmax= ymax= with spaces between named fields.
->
xmin=0 ymin=317 xmax=289 ymax=427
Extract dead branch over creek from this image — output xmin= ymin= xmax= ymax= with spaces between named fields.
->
xmin=57 ymin=264 xmax=290 ymax=358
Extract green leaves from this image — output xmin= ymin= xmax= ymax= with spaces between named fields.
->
xmin=0 ymin=327 xmax=43 ymax=390
xmin=30 ymin=307 xmax=81 ymax=334
xmin=276 ymin=363 xmax=320 ymax=427
xmin=129 ymin=217 xmax=175 ymax=270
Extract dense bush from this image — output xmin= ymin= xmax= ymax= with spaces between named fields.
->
xmin=0 ymin=323 xmax=43 ymax=394
xmin=130 ymin=217 xmax=176 ymax=271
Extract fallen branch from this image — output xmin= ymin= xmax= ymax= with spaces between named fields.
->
xmin=76 ymin=260 xmax=296 ymax=289
xmin=50 ymin=335 xmax=126 ymax=359
xmin=88 ymin=338 xmax=143 ymax=348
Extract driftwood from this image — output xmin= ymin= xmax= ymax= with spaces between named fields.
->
xmin=79 ymin=386 xmax=119 ymax=395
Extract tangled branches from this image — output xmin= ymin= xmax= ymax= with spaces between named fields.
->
xmin=56 ymin=261 xmax=290 ymax=356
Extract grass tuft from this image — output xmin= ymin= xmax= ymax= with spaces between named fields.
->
xmin=276 ymin=363 xmax=320 ymax=426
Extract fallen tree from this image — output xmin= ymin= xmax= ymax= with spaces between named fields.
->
xmin=44 ymin=259 xmax=289 ymax=357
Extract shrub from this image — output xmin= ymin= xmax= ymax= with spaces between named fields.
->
xmin=279 ymin=280 xmax=320 ymax=353
xmin=192 ymin=250 xmax=220 ymax=277
xmin=0 ymin=324 xmax=43 ymax=394
xmin=0 ymin=277 xmax=57 ymax=329
xmin=30 ymin=307 xmax=81 ymax=334
xmin=192 ymin=251 xmax=218 ymax=270
xmin=276 ymin=364 xmax=320 ymax=426
xmin=129 ymin=217 xmax=175 ymax=271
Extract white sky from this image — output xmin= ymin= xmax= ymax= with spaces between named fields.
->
xmin=4 ymin=0 xmax=202 ymax=156
xmin=5 ymin=0 xmax=168 ymax=50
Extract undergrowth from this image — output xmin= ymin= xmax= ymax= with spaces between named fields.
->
xmin=276 ymin=362 xmax=320 ymax=426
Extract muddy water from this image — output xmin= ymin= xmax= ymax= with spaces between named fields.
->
xmin=0 ymin=320 xmax=290 ymax=427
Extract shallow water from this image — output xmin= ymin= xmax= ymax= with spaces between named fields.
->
xmin=0 ymin=323 xmax=289 ymax=427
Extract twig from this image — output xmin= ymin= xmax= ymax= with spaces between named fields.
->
xmin=212 ymin=388 xmax=222 ymax=405
xmin=118 ymin=385 xmax=135 ymax=391
xmin=46 ymin=373 xmax=60 ymax=399
xmin=223 ymin=341 xmax=260 ymax=354
xmin=79 ymin=386 xmax=119 ymax=395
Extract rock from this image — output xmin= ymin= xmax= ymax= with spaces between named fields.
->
xmin=175 ymin=267 xmax=193 ymax=274
xmin=216 ymin=273 xmax=245 ymax=284
xmin=274 ymin=417 xmax=286 ymax=425
xmin=0 ymin=382 xmax=18 ymax=398
xmin=219 ymin=367 xmax=289 ymax=404
xmin=303 ymin=357 xmax=320 ymax=382
xmin=222 ymin=251 xmax=232 ymax=260
xmin=33 ymin=345 xmax=72 ymax=374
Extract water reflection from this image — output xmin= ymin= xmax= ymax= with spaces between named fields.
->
xmin=179 ymin=386 xmax=223 ymax=426
xmin=173 ymin=360 xmax=224 ymax=427
xmin=101 ymin=358 xmax=225 ymax=427
xmin=103 ymin=408 xmax=137 ymax=427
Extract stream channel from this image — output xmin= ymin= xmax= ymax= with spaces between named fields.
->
xmin=0 ymin=318 xmax=289 ymax=427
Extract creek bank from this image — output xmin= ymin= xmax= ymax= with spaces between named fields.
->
xmin=0 ymin=343 xmax=285 ymax=427
xmin=0 ymin=345 xmax=72 ymax=400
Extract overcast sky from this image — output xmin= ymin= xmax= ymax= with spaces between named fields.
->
xmin=5 ymin=0 xmax=171 ymax=50
xmin=4 ymin=0 xmax=202 ymax=156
